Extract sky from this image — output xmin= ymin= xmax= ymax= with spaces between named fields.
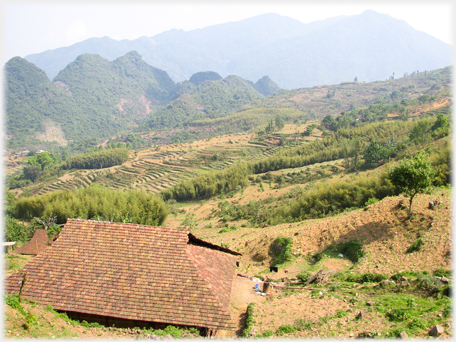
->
xmin=2 ymin=0 xmax=454 ymax=65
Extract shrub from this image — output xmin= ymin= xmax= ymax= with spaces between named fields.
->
xmin=407 ymin=237 xmax=424 ymax=253
xmin=337 ymin=239 xmax=365 ymax=262
xmin=269 ymin=236 xmax=293 ymax=265
xmin=391 ymin=271 xmax=419 ymax=281
xmin=408 ymin=317 xmax=427 ymax=331
xmin=243 ymin=303 xmax=257 ymax=337
xmin=276 ymin=324 xmax=297 ymax=336
xmin=257 ymin=329 xmax=274 ymax=338
xmin=296 ymin=271 xmax=312 ymax=284
xmin=417 ymin=274 xmax=442 ymax=294
xmin=5 ymin=215 xmax=35 ymax=243
xmin=218 ymin=225 xmax=239 ymax=233
xmin=154 ymin=325 xmax=184 ymax=338
xmin=346 ymin=274 xmax=361 ymax=283
xmin=387 ymin=308 xmax=410 ymax=322
xmin=433 ymin=269 xmax=451 ymax=278
xmin=336 ymin=309 xmax=348 ymax=318
xmin=360 ymin=273 xmax=388 ymax=283
xmin=312 ymin=252 xmax=323 ymax=263
xmin=295 ymin=319 xmax=314 ymax=330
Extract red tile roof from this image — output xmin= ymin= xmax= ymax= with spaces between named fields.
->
xmin=13 ymin=229 xmax=50 ymax=255
xmin=6 ymin=219 xmax=238 ymax=330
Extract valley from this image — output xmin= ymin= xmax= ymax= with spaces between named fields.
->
xmin=4 ymin=63 xmax=452 ymax=339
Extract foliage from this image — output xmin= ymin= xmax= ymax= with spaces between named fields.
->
xmin=345 ymin=272 xmax=388 ymax=283
xmin=5 ymin=215 xmax=35 ymax=242
xmin=275 ymin=324 xmax=298 ymax=336
xmin=13 ymin=186 xmax=168 ymax=226
xmin=388 ymin=150 xmax=434 ymax=216
xmin=336 ymin=239 xmax=365 ymax=263
xmin=406 ymin=237 xmax=424 ymax=253
xmin=243 ymin=303 xmax=257 ymax=337
xmin=296 ymin=271 xmax=312 ymax=284
xmin=60 ymin=148 xmax=129 ymax=170
xmin=5 ymin=294 xmax=37 ymax=329
xmin=153 ymin=325 xmax=184 ymax=338
xmin=269 ymin=236 xmax=293 ymax=265
xmin=161 ymin=162 xmax=252 ymax=201
xmin=47 ymin=224 xmax=63 ymax=240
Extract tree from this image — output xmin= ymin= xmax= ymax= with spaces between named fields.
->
xmin=431 ymin=113 xmax=450 ymax=139
xmin=388 ymin=150 xmax=433 ymax=217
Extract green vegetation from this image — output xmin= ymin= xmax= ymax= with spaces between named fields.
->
xmin=12 ymin=185 xmax=168 ymax=226
xmin=269 ymin=236 xmax=293 ymax=266
xmin=243 ymin=303 xmax=257 ymax=337
xmin=4 ymin=216 xmax=35 ymax=243
xmin=388 ymin=150 xmax=434 ymax=217
xmin=336 ymin=239 xmax=365 ymax=263
xmin=61 ymin=148 xmax=129 ymax=170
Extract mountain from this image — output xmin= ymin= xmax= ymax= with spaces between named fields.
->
xmin=144 ymin=75 xmax=264 ymax=130
xmin=23 ymin=11 xmax=451 ymax=89
xmin=5 ymin=52 xmax=268 ymax=148
xmin=5 ymin=52 xmax=179 ymax=147
xmin=254 ymin=76 xmax=280 ymax=96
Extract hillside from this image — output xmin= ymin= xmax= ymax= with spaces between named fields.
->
xmin=4 ymin=53 xmax=452 ymax=338
xmin=23 ymin=11 xmax=451 ymax=89
xmin=4 ymin=52 xmax=267 ymax=149
xmin=5 ymin=54 xmax=450 ymax=151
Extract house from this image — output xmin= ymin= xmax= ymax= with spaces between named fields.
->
xmin=5 ymin=219 xmax=241 ymax=335
xmin=13 ymin=229 xmax=50 ymax=255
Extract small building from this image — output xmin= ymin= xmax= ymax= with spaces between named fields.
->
xmin=13 ymin=229 xmax=51 ymax=255
xmin=5 ymin=219 xmax=240 ymax=335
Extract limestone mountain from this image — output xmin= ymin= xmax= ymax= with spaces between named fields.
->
xmin=254 ymin=76 xmax=280 ymax=96
xmin=5 ymin=52 xmax=269 ymax=148
xmin=5 ymin=52 xmax=179 ymax=147
xmin=144 ymin=75 xmax=264 ymax=130
xmin=23 ymin=11 xmax=451 ymax=89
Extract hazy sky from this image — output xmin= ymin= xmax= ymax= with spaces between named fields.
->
xmin=2 ymin=0 xmax=454 ymax=65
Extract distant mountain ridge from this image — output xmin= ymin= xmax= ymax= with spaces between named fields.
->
xmin=5 ymin=52 xmax=270 ymax=148
xmin=23 ymin=11 xmax=451 ymax=89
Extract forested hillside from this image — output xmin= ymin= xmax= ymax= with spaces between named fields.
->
xmin=5 ymin=51 xmax=273 ymax=149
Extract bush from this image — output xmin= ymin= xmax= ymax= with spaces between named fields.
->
xmin=296 ymin=271 xmax=312 ymax=283
xmin=346 ymin=274 xmax=361 ymax=283
xmin=408 ymin=317 xmax=427 ymax=331
xmin=433 ymin=269 xmax=451 ymax=278
xmin=360 ymin=273 xmax=388 ymax=283
xmin=417 ymin=274 xmax=442 ymax=294
xmin=269 ymin=236 xmax=293 ymax=265
xmin=5 ymin=215 xmax=35 ymax=242
xmin=407 ymin=237 xmax=424 ymax=253
xmin=295 ymin=319 xmax=314 ymax=330
xmin=337 ymin=239 xmax=365 ymax=262
xmin=14 ymin=186 xmax=168 ymax=226
xmin=243 ymin=303 xmax=256 ymax=337
xmin=391 ymin=271 xmax=420 ymax=281
xmin=154 ymin=325 xmax=184 ymax=338
xmin=276 ymin=324 xmax=297 ymax=336
xmin=257 ymin=329 xmax=274 ymax=338
xmin=387 ymin=308 xmax=410 ymax=322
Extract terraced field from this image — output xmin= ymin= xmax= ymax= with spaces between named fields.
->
xmin=33 ymin=132 xmax=297 ymax=196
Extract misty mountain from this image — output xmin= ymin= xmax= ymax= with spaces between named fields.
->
xmin=23 ymin=11 xmax=451 ymax=89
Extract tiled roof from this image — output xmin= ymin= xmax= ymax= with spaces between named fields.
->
xmin=13 ymin=229 xmax=50 ymax=255
xmin=6 ymin=219 xmax=238 ymax=330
